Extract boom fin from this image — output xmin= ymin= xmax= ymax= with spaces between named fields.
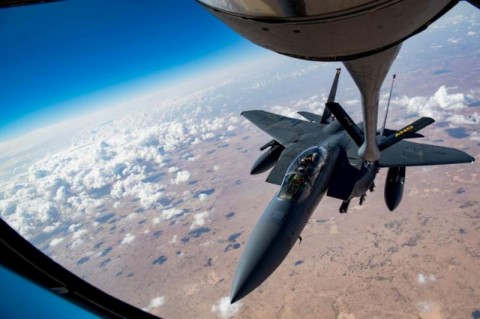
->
xmin=382 ymin=128 xmax=424 ymax=139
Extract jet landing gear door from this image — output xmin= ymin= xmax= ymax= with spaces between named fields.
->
xmin=326 ymin=148 xmax=358 ymax=201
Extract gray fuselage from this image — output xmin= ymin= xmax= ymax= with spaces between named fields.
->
xmin=230 ymin=123 xmax=379 ymax=302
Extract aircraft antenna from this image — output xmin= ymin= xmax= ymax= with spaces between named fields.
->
xmin=380 ymin=74 xmax=396 ymax=136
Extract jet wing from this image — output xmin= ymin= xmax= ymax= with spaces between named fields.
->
xmin=297 ymin=111 xmax=322 ymax=123
xmin=378 ymin=140 xmax=475 ymax=167
xmin=242 ymin=110 xmax=319 ymax=146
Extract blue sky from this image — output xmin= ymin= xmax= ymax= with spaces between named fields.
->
xmin=1 ymin=1 xmax=478 ymax=141
xmin=0 ymin=0 xmax=260 ymax=140
xmin=0 ymin=266 xmax=99 ymax=318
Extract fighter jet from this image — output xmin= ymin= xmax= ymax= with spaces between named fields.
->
xmin=230 ymin=69 xmax=474 ymax=303
xmin=198 ymin=0 xmax=480 ymax=162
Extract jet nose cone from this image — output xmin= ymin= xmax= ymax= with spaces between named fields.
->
xmin=230 ymin=262 xmax=262 ymax=304
xmin=229 ymin=256 xmax=266 ymax=304
xmin=230 ymin=221 xmax=293 ymax=303
xmin=230 ymin=286 xmax=243 ymax=304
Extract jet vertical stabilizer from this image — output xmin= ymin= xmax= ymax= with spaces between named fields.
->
xmin=320 ymin=68 xmax=341 ymax=124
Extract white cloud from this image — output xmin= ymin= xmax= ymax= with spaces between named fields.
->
xmin=344 ymin=99 xmax=360 ymax=106
xmin=198 ymin=193 xmax=209 ymax=201
xmin=431 ymin=13 xmax=469 ymax=30
xmin=228 ymin=116 xmax=239 ymax=124
xmin=113 ymin=201 xmax=122 ymax=209
xmin=43 ymin=222 xmax=60 ymax=233
xmin=393 ymin=86 xmax=468 ymax=120
xmin=250 ymin=81 xmax=264 ymax=89
xmin=417 ymin=273 xmax=436 ymax=284
xmin=0 ymin=61 xmax=263 ymax=240
xmin=72 ymin=229 xmax=87 ymax=240
xmin=162 ymin=208 xmax=182 ymax=220
xmin=447 ymin=112 xmax=480 ymax=125
xmin=168 ymin=166 xmax=179 ymax=173
xmin=168 ymin=235 xmax=177 ymax=244
xmin=202 ymin=132 xmax=216 ymax=140
xmin=190 ymin=211 xmax=209 ymax=229
xmin=171 ymin=170 xmax=190 ymax=184
xmin=417 ymin=273 xmax=426 ymax=284
xmin=417 ymin=301 xmax=432 ymax=313
xmin=121 ymin=233 xmax=135 ymax=244
xmin=126 ymin=213 xmax=138 ymax=220
xmin=433 ymin=86 xmax=466 ymax=110
xmin=70 ymin=237 xmax=84 ymax=249
xmin=431 ymin=44 xmax=444 ymax=50
xmin=111 ymin=177 xmax=165 ymax=209
xmin=270 ymin=105 xmax=300 ymax=119
xmin=467 ymin=30 xmax=477 ymax=36
xmin=68 ymin=223 xmax=81 ymax=232
xmin=447 ymin=37 xmax=461 ymax=44
xmin=49 ymin=237 xmax=64 ymax=248
xmin=142 ymin=296 xmax=166 ymax=312
xmin=186 ymin=155 xmax=198 ymax=162
xmin=136 ymin=186 xmax=163 ymax=209
xmin=211 ymin=296 xmax=243 ymax=319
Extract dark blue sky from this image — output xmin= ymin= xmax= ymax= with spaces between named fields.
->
xmin=0 ymin=266 xmax=98 ymax=318
xmin=0 ymin=0 xmax=259 ymax=139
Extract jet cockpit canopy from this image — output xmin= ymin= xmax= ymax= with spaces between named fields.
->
xmin=278 ymin=147 xmax=327 ymax=203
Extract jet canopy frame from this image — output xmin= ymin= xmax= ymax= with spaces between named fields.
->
xmin=278 ymin=146 xmax=327 ymax=203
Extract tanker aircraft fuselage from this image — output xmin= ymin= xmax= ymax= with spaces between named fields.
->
xmin=198 ymin=0 xmax=479 ymax=162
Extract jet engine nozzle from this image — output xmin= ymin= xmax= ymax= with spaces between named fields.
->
xmin=251 ymin=140 xmax=284 ymax=175
xmin=384 ymin=166 xmax=405 ymax=211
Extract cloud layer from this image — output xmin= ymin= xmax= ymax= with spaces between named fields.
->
xmin=142 ymin=296 xmax=166 ymax=312
xmin=0 ymin=82 xmax=243 ymax=238
xmin=211 ymin=296 xmax=243 ymax=319
xmin=391 ymin=85 xmax=480 ymax=127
